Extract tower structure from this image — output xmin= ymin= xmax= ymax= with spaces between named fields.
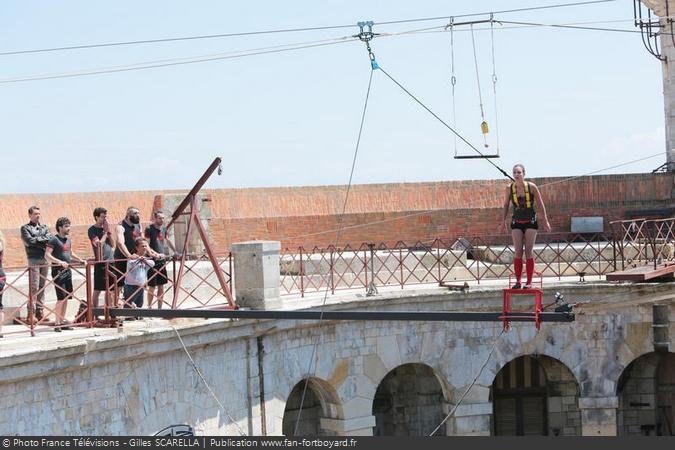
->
xmin=639 ymin=0 xmax=675 ymax=171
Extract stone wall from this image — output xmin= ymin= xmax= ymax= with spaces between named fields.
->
xmin=0 ymin=282 xmax=672 ymax=436
xmin=0 ymin=173 xmax=672 ymax=266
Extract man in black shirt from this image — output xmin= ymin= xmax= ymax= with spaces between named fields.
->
xmin=20 ymin=206 xmax=52 ymax=322
xmin=45 ymin=217 xmax=85 ymax=331
xmin=145 ymin=210 xmax=175 ymax=308
xmin=113 ymin=207 xmax=142 ymax=287
xmin=88 ymin=207 xmax=115 ymax=311
xmin=114 ymin=207 xmax=161 ymax=290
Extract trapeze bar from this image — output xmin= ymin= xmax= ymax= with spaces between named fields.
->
xmin=454 ymin=154 xmax=500 ymax=159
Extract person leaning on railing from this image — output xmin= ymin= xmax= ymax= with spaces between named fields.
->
xmin=88 ymin=207 xmax=115 ymax=315
xmin=113 ymin=207 xmax=143 ymax=290
xmin=44 ymin=217 xmax=86 ymax=332
xmin=20 ymin=205 xmax=52 ymax=322
xmin=0 ymin=230 xmax=6 ymax=338
xmin=114 ymin=207 xmax=162 ymax=294
xmin=123 ymin=237 xmax=155 ymax=320
xmin=144 ymin=209 xmax=175 ymax=309
xmin=498 ymin=164 xmax=551 ymax=289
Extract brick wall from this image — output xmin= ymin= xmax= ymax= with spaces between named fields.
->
xmin=1 ymin=173 xmax=672 ymax=267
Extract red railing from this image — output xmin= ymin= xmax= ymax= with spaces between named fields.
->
xmin=610 ymin=218 xmax=675 ymax=270
xmin=0 ymin=253 xmax=232 ymax=337
xmin=280 ymin=232 xmax=620 ymax=297
xmin=3 ymin=217 xmax=672 ymax=336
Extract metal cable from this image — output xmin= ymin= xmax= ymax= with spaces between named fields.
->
xmin=172 ymin=326 xmax=248 ymax=436
xmin=429 ymin=328 xmax=505 ymax=436
xmin=490 ymin=18 xmax=501 ymax=153
xmin=450 ymin=19 xmax=458 ymax=157
xmin=470 ymin=24 xmax=488 ymax=149
xmin=0 ymin=0 xmax=616 ymax=57
xmin=1 ymin=15 xmax=652 ymax=85
xmin=0 ymin=37 xmax=356 ymax=84
xmin=497 ymin=19 xmax=644 ymax=33
xmin=377 ymin=65 xmax=513 ymax=180
xmin=375 ymin=0 xmax=616 ymax=26
xmin=293 ymin=67 xmax=376 ymax=436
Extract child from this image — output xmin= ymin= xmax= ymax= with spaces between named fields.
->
xmin=124 ymin=237 xmax=155 ymax=316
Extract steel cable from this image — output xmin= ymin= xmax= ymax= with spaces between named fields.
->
xmin=293 ymin=67 xmax=376 ymax=436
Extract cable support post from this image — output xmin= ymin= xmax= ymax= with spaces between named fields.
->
xmin=355 ymin=21 xmax=379 ymax=70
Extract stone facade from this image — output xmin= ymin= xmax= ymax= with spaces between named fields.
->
xmin=0 ymin=283 xmax=672 ymax=436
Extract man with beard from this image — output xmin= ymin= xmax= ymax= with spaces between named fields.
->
xmin=114 ymin=207 xmax=161 ymax=305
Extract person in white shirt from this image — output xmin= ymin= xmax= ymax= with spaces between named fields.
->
xmin=123 ymin=237 xmax=155 ymax=316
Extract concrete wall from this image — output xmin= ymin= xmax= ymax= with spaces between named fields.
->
xmin=0 ymin=282 xmax=672 ymax=436
xmin=656 ymin=1 xmax=675 ymax=167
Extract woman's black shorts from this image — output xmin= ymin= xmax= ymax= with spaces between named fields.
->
xmin=511 ymin=220 xmax=539 ymax=232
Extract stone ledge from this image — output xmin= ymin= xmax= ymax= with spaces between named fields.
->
xmin=578 ymin=396 xmax=619 ymax=409
xmin=452 ymin=402 xmax=493 ymax=417
xmin=320 ymin=415 xmax=376 ymax=433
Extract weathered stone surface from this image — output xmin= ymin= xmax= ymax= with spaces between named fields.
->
xmin=0 ymin=282 xmax=671 ymax=436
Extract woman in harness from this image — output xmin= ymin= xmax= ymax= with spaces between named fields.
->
xmin=498 ymin=164 xmax=551 ymax=289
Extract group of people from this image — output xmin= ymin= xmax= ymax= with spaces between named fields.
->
xmin=12 ymin=205 xmax=175 ymax=332
xmin=0 ymin=163 xmax=548 ymax=335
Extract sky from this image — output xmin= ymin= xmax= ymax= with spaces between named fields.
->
xmin=0 ymin=0 xmax=666 ymax=193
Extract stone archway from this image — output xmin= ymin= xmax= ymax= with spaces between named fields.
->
xmin=491 ymin=355 xmax=581 ymax=436
xmin=617 ymin=351 xmax=675 ymax=436
xmin=282 ymin=378 xmax=341 ymax=436
xmin=372 ymin=363 xmax=446 ymax=436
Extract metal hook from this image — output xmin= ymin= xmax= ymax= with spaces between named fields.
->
xmin=356 ymin=21 xmax=379 ymax=69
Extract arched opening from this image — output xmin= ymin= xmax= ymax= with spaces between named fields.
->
xmin=282 ymin=378 xmax=341 ymax=436
xmin=617 ymin=351 xmax=675 ymax=436
xmin=491 ymin=355 xmax=581 ymax=436
xmin=372 ymin=363 xmax=446 ymax=436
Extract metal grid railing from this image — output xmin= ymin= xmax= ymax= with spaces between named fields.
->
xmin=280 ymin=231 xmax=619 ymax=297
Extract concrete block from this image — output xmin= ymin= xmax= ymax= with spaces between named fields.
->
xmin=231 ymin=241 xmax=281 ymax=309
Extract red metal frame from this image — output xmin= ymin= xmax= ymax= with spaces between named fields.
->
xmin=501 ymin=272 xmax=544 ymax=331
xmin=166 ymin=158 xmax=235 ymax=309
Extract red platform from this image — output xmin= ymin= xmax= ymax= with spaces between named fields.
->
xmin=501 ymin=272 xmax=543 ymax=331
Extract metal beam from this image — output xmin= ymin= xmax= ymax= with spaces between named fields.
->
xmin=166 ymin=157 xmax=221 ymax=230
xmin=94 ymin=308 xmax=574 ymax=323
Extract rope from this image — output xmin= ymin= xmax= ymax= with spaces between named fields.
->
xmin=172 ymin=326 xmax=248 ymax=436
xmin=449 ymin=19 xmax=458 ymax=157
xmin=429 ymin=328 xmax=505 ymax=436
xmin=377 ymin=65 xmax=513 ymax=180
xmin=490 ymin=18 xmax=500 ymax=153
xmin=0 ymin=36 xmax=357 ymax=84
xmin=0 ymin=1 xmax=617 ymax=57
xmin=293 ymin=66 xmax=376 ymax=436
xmin=470 ymin=24 xmax=488 ymax=148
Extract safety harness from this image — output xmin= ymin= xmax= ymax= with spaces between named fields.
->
xmin=511 ymin=181 xmax=531 ymax=209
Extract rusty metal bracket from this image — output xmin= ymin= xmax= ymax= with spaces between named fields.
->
xmin=166 ymin=157 xmax=235 ymax=308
